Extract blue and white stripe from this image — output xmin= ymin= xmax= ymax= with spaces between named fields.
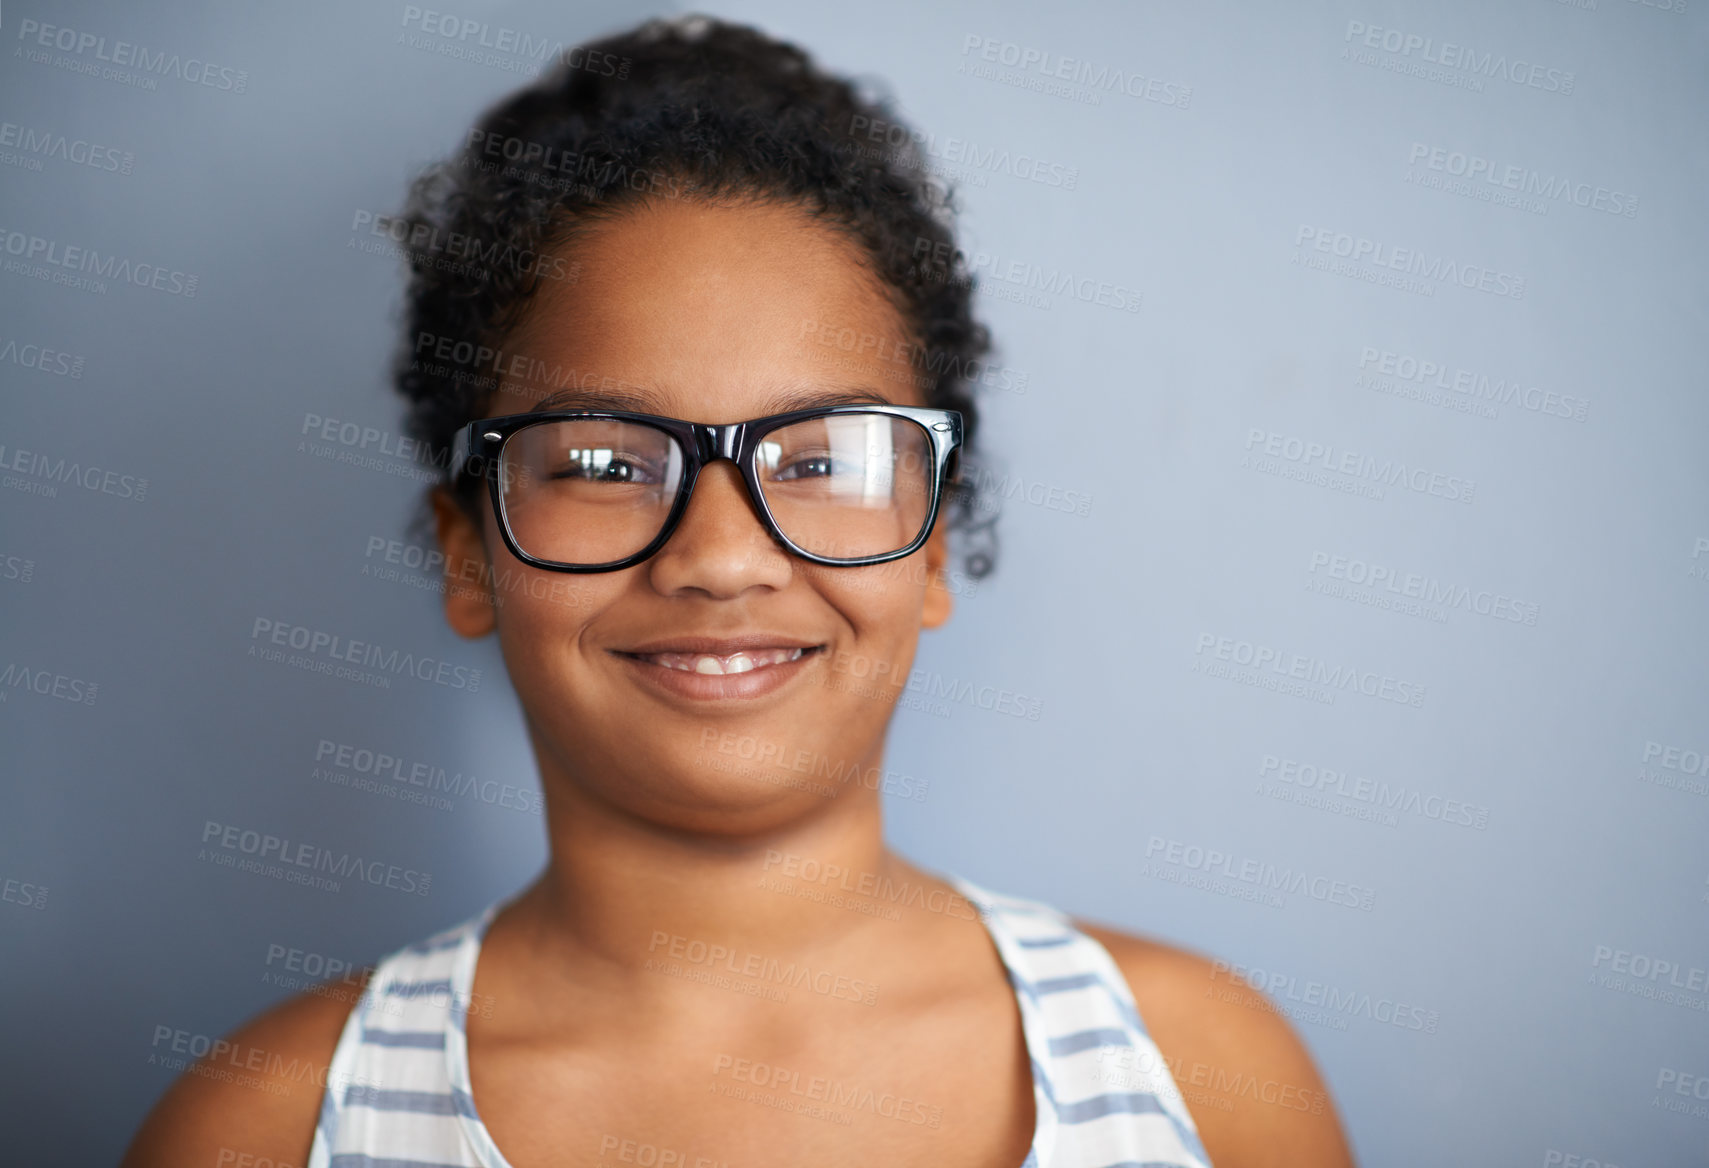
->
xmin=948 ymin=876 xmax=1212 ymax=1168
xmin=307 ymin=877 xmax=1212 ymax=1168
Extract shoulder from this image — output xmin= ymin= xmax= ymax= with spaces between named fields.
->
xmin=1073 ymin=920 xmax=1357 ymax=1168
xmin=119 ymin=971 xmax=369 ymax=1168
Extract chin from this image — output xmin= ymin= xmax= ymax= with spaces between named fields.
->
xmin=618 ymin=770 xmax=843 ymax=836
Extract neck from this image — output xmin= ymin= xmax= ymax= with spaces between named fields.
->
xmin=507 ymin=729 xmax=922 ymax=973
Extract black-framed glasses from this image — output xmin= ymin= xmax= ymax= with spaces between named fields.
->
xmin=448 ymin=405 xmax=963 ymax=572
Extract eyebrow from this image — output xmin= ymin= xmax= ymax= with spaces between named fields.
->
xmin=527 ymin=387 xmax=659 ymax=413
xmin=525 ymin=383 xmax=899 ymax=416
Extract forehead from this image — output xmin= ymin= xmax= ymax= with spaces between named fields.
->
xmin=490 ymin=197 xmax=924 ymax=421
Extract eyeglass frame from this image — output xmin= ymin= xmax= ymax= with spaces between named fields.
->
xmin=447 ymin=404 xmax=965 ymax=573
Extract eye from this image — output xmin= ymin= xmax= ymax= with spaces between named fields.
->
xmin=550 ymin=449 xmax=665 ymax=484
xmin=772 ymin=452 xmax=841 ymax=482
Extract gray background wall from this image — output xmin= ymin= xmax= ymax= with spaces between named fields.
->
xmin=2 ymin=0 xmax=1706 ymax=1164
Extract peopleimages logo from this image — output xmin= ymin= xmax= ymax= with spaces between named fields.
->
xmin=1406 ymin=143 xmax=1638 ymax=218
xmin=711 ymin=1053 xmax=943 ymax=1127
xmin=1193 ymin=631 xmax=1428 ymax=708
xmin=1308 ymin=551 xmax=1540 ymax=625
xmin=1259 ymin=754 xmax=1491 ymax=830
xmin=1342 ymin=21 xmax=1575 ymax=94
xmin=0 ymin=226 xmax=198 ymax=297
xmin=1542 ymin=1151 xmax=1626 ymax=1168
xmin=1637 ymin=739 xmax=1709 ymax=797
xmin=961 ymin=463 xmax=1093 ymax=518
xmin=200 ymin=820 xmax=432 ymax=896
xmin=848 ymin=115 xmax=1079 ymax=190
xmin=314 ymin=739 xmax=543 ymax=814
xmin=1295 ymin=226 xmax=1525 ymax=300
xmin=15 ymin=19 xmax=251 ymax=92
xmin=0 ymin=337 xmax=86 ymax=379
xmin=398 ymin=6 xmax=631 ymax=76
xmin=648 ymin=931 xmax=879 ymax=1006
xmin=0 ymin=121 xmax=135 ymax=174
xmin=701 ymin=730 xmax=932 ymax=802
xmin=1208 ymin=960 xmax=1439 ymax=1033
xmin=1357 ymin=347 xmax=1587 ymax=423
xmin=796 ymin=317 xmax=1028 ymax=397
xmin=909 ymin=237 xmax=1142 ymax=313
xmin=1591 ymin=944 xmax=1708 ymax=993
xmin=0 ymin=663 xmax=98 ymax=706
xmin=348 ymin=209 xmax=576 ymax=283
xmin=0 ymin=443 xmax=149 ymax=501
xmin=1144 ymin=836 xmax=1377 ymax=912
xmin=1244 ymin=429 xmax=1475 ymax=504
xmin=248 ymin=618 xmax=482 ymax=692
xmin=1642 ymin=740 xmax=1709 ymax=777
xmin=761 ymin=850 xmax=976 ymax=919
xmin=958 ymin=34 xmax=1193 ymax=108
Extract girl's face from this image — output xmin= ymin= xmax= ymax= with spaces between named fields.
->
xmin=434 ymin=197 xmax=955 ymax=836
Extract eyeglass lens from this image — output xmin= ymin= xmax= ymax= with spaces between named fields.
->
xmin=496 ymin=413 xmax=935 ymax=566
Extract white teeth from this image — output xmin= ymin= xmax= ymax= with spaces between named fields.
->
xmin=644 ymin=647 xmax=807 ymax=674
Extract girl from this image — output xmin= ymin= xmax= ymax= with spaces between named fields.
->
xmin=126 ymin=16 xmax=1354 ymax=1167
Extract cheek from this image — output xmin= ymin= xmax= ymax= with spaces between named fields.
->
xmin=488 ymin=572 xmax=613 ymax=679
xmin=494 ymin=575 xmax=599 ymax=629
xmin=480 ymin=511 xmax=609 ymax=618
xmin=820 ymin=576 xmax=927 ymax=712
xmin=816 ymin=561 xmax=928 ymax=649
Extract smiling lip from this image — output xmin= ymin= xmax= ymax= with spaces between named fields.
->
xmin=614 ymin=636 xmax=826 ymax=701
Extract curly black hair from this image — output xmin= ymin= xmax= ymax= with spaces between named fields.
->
xmin=389 ymin=14 xmax=999 ymax=577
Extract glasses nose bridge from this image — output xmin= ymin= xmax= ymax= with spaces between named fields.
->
xmin=680 ymin=421 xmax=774 ymax=547
xmin=690 ymin=421 xmax=744 ymax=465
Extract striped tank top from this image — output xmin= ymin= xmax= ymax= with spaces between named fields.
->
xmin=307 ymin=875 xmax=1213 ymax=1168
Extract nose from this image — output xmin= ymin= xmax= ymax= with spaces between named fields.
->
xmin=644 ymin=459 xmax=793 ymax=598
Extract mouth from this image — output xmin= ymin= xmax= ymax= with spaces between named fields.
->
xmin=612 ymin=637 xmax=829 ymax=696
xmin=621 ymin=646 xmax=820 ymax=675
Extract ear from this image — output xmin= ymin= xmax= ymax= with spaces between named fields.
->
xmin=920 ymin=520 xmax=954 ymax=630
xmin=431 ymin=487 xmax=497 ymax=638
